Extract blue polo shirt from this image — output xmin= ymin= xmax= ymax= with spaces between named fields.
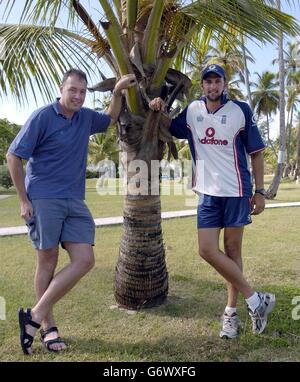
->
xmin=8 ymin=99 xmax=111 ymax=199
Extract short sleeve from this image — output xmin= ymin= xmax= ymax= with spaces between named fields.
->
xmin=170 ymin=107 xmax=189 ymax=139
xmin=239 ymin=103 xmax=265 ymax=154
xmin=90 ymin=111 xmax=111 ymax=135
xmin=8 ymin=110 xmax=43 ymax=160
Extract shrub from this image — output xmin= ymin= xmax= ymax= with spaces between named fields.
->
xmin=0 ymin=165 xmax=13 ymax=189
xmin=86 ymin=168 xmax=99 ymax=179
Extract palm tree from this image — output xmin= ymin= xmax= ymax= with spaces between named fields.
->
xmin=284 ymin=59 xmax=300 ymax=177
xmin=295 ymin=113 xmax=300 ymax=180
xmin=88 ymin=95 xmax=120 ymax=167
xmin=284 ymin=85 xmax=300 ymax=176
xmin=0 ymin=118 xmax=20 ymax=163
xmin=88 ymin=128 xmax=119 ymax=167
xmin=241 ymin=34 xmax=254 ymax=109
xmin=226 ymin=78 xmax=246 ymax=100
xmin=285 ymin=41 xmax=300 ymax=85
xmin=272 ymin=40 xmax=300 ymax=177
xmin=252 ymin=71 xmax=280 ymax=156
xmin=267 ymin=0 xmax=287 ymax=199
xmin=0 ymin=0 xmax=299 ymax=309
xmin=273 ymin=40 xmax=300 ymax=85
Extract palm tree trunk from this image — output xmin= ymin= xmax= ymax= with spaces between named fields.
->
xmin=284 ymin=108 xmax=293 ymax=177
xmin=294 ymin=116 xmax=300 ymax=181
xmin=241 ymin=35 xmax=253 ymax=110
xmin=267 ymin=0 xmax=286 ymax=199
xmin=114 ymin=113 xmax=168 ymax=309
xmin=266 ymin=114 xmax=277 ymax=157
xmin=115 ymin=194 xmax=168 ymax=309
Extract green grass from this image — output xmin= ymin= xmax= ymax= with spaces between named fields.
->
xmin=1 ymin=177 xmax=300 ymax=227
xmin=0 ymin=207 xmax=299 ymax=361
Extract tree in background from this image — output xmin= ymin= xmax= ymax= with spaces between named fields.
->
xmin=267 ymin=0 xmax=289 ymax=198
xmin=87 ymin=94 xmax=120 ymax=169
xmin=252 ymin=71 xmax=280 ymax=157
xmin=0 ymin=118 xmax=20 ymax=188
xmin=0 ymin=118 xmax=20 ymax=163
xmin=295 ymin=113 xmax=300 ymax=180
xmin=272 ymin=39 xmax=300 ymax=178
xmin=285 ymin=83 xmax=300 ymax=176
xmin=279 ymin=40 xmax=300 ymax=85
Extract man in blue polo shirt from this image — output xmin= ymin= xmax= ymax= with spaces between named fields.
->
xmin=149 ymin=64 xmax=276 ymax=339
xmin=6 ymin=68 xmax=136 ymax=355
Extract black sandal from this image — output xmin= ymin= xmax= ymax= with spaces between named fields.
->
xmin=40 ymin=326 xmax=67 ymax=353
xmin=18 ymin=307 xmax=41 ymax=355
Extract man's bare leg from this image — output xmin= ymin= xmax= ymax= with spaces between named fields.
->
xmin=35 ymin=247 xmax=58 ymax=328
xmin=24 ymin=243 xmax=95 ymax=354
xmin=34 ymin=247 xmax=67 ymax=351
xmin=198 ymin=228 xmax=254 ymax=298
xmin=223 ymin=227 xmax=244 ymax=308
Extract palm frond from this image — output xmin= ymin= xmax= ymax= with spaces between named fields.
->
xmin=126 ymin=0 xmax=138 ymax=30
xmin=0 ymin=24 xmax=102 ymax=105
xmin=182 ymin=0 xmax=299 ymax=43
xmin=0 ymin=0 xmax=77 ymax=28
xmin=142 ymin=0 xmax=164 ymax=65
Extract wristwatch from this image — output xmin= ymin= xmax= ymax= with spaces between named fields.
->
xmin=255 ymin=188 xmax=267 ymax=197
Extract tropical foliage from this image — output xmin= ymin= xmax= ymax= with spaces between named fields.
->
xmin=0 ymin=119 xmax=20 ymax=189
xmin=251 ymin=38 xmax=300 ymax=185
xmin=252 ymin=71 xmax=280 ymax=155
xmin=0 ymin=118 xmax=20 ymax=163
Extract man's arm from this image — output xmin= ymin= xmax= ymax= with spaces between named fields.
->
xmin=6 ymin=152 xmax=33 ymax=220
xmin=148 ymin=97 xmax=172 ymax=129
xmin=250 ymin=150 xmax=265 ymax=215
xmin=106 ymin=74 xmax=137 ymax=125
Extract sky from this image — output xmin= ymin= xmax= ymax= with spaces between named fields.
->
xmin=0 ymin=0 xmax=300 ymax=139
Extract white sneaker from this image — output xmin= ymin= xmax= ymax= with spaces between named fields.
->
xmin=219 ymin=312 xmax=240 ymax=339
xmin=248 ymin=292 xmax=276 ymax=334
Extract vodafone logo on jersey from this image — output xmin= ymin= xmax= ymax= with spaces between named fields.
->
xmin=200 ymin=127 xmax=228 ymax=146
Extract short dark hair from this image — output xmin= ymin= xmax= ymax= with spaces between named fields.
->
xmin=61 ymin=69 xmax=87 ymax=84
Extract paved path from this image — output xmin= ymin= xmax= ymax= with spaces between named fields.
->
xmin=0 ymin=201 xmax=300 ymax=238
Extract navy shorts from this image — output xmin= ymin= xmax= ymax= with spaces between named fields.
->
xmin=26 ymin=198 xmax=95 ymax=250
xmin=197 ymin=194 xmax=252 ymax=229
